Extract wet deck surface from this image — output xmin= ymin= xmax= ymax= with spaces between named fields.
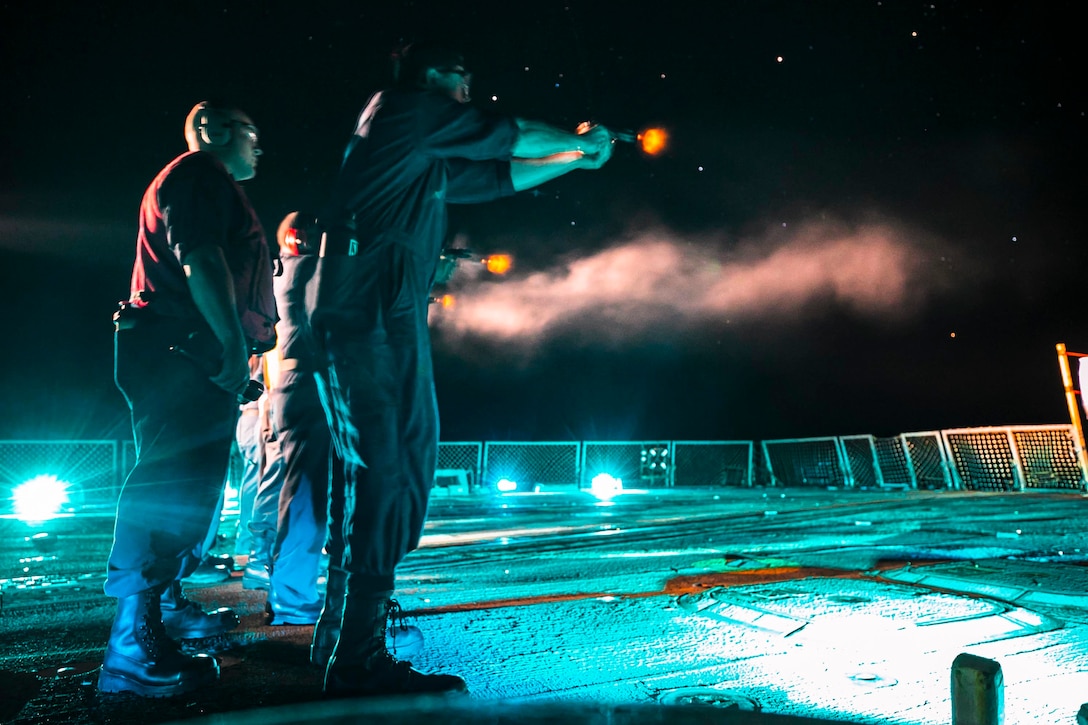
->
xmin=2 ymin=486 xmax=1087 ymax=724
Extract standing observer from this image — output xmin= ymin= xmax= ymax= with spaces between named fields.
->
xmin=263 ymin=212 xmax=333 ymax=629
xmin=311 ymin=40 xmax=614 ymax=698
xmin=101 ymin=101 xmax=277 ymax=697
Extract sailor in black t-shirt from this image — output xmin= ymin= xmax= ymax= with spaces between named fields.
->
xmin=311 ymin=41 xmax=614 ymax=697
xmin=100 ymin=101 xmax=277 ymax=697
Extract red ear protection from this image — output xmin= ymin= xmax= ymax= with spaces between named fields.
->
xmin=282 ymin=227 xmax=303 ymax=256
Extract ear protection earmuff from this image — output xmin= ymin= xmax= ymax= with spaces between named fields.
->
xmin=277 ymin=212 xmax=323 ymax=257
xmin=195 ymin=104 xmax=232 ymax=146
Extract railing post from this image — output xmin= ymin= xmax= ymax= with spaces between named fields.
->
xmin=1005 ymin=428 xmax=1027 ymax=491
xmin=899 ymin=434 xmax=919 ymax=489
xmin=833 ymin=437 xmax=854 ymax=487
xmin=760 ymin=440 xmax=777 ymax=487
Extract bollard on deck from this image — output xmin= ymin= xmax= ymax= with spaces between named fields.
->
xmin=951 ymin=653 xmax=1003 ymax=725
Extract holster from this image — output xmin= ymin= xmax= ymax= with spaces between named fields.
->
xmin=113 ymin=300 xmax=150 ymax=331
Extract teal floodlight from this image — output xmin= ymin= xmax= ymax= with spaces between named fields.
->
xmin=589 ymin=472 xmax=623 ymax=500
xmin=13 ymin=474 xmax=73 ymax=522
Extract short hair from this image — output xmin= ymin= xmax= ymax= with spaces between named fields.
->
xmin=391 ymin=41 xmax=465 ymax=87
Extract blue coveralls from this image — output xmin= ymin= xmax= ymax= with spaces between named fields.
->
xmin=267 ymin=251 xmax=334 ymax=617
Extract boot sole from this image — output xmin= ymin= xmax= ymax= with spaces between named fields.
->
xmin=324 ymin=663 xmax=467 ymax=698
xmin=97 ymin=666 xmax=218 ymax=698
xmin=323 ymin=683 xmax=468 ymax=699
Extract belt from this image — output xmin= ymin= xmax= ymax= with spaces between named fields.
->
xmin=319 ymin=232 xmax=360 ymax=257
xmin=112 ymin=313 xmax=185 ymax=332
xmin=113 ymin=305 xmax=200 ymax=333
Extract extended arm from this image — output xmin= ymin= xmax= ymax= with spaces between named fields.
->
xmin=183 ymin=244 xmax=251 ymax=394
xmin=510 ymin=149 xmax=609 ymax=191
xmin=512 ymin=119 xmax=612 ymax=159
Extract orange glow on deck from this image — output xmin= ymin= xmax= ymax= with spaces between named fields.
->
xmin=395 ymin=561 xmax=943 ymax=617
xmin=440 ymin=294 xmax=456 ymax=309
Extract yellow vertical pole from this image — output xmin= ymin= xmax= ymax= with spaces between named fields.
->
xmin=1056 ymin=343 xmax=1088 ymax=488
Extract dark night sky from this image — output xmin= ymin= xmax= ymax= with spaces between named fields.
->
xmin=2 ymin=1 xmax=1086 ymax=443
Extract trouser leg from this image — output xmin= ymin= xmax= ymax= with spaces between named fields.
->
xmin=197 ymin=489 xmax=223 ymax=560
xmin=268 ymin=372 xmax=328 ymax=621
xmin=248 ymin=435 xmax=284 ymax=558
xmin=250 ymin=436 xmax=284 ymax=542
xmin=102 ymin=322 xmax=233 ymax=697
xmin=312 ymin=248 xmax=447 ymax=693
xmin=180 ymin=486 xmax=233 ymax=584
xmin=233 ymin=412 xmax=260 ymax=557
xmin=319 ymin=335 xmax=437 ymax=585
xmin=106 ymin=325 xmax=237 ymax=599
xmin=311 ymin=423 xmax=347 ymax=659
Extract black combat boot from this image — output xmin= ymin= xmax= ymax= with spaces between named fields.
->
xmin=98 ymin=589 xmax=219 ymax=697
xmin=310 ymin=568 xmax=346 ymax=667
xmin=323 ymin=585 xmax=464 ymax=697
xmin=160 ymin=580 xmax=239 ymax=640
xmin=384 ymin=598 xmax=425 ymax=659
xmin=312 ymin=572 xmax=423 ymax=667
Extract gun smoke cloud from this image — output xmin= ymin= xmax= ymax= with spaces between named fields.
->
xmin=0 ymin=213 xmax=133 ymax=261
xmin=432 ymin=217 xmax=955 ymax=349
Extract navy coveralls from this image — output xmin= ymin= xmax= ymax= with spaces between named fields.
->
xmin=312 ymin=88 xmax=518 ymax=593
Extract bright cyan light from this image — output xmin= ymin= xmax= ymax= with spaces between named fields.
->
xmin=590 ymin=473 xmax=623 ymax=500
xmin=13 ymin=474 xmax=71 ymax=522
xmin=496 ymin=478 xmax=518 ymax=493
